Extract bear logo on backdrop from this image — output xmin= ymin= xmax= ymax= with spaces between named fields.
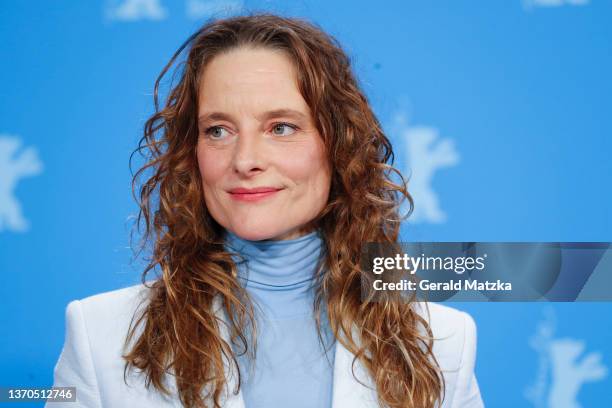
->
xmin=525 ymin=308 xmax=608 ymax=408
xmin=105 ymin=0 xmax=244 ymax=21
xmin=524 ymin=0 xmax=589 ymax=8
xmin=105 ymin=0 xmax=167 ymax=21
xmin=392 ymin=112 xmax=460 ymax=224
xmin=0 ymin=135 xmax=43 ymax=233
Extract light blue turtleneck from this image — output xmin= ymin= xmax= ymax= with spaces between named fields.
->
xmin=224 ymin=230 xmax=336 ymax=408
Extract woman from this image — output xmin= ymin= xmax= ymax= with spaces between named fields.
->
xmin=49 ymin=13 xmax=483 ymax=408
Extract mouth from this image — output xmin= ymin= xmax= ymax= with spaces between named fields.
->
xmin=227 ymin=186 xmax=284 ymax=202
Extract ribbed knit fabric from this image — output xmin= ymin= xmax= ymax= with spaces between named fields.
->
xmin=224 ymin=230 xmax=335 ymax=408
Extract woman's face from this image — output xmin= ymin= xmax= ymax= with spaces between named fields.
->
xmin=196 ymin=47 xmax=331 ymax=241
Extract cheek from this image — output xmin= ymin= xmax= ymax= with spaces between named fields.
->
xmin=196 ymin=145 xmax=226 ymax=187
xmin=311 ymin=162 xmax=332 ymax=204
xmin=281 ymin=143 xmax=331 ymax=197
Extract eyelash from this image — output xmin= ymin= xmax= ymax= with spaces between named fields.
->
xmin=203 ymin=122 xmax=298 ymax=139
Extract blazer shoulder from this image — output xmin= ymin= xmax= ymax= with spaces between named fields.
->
xmin=49 ymin=283 xmax=185 ymax=407
xmin=416 ymin=302 xmax=476 ymax=340
xmin=414 ymin=302 xmax=477 ymax=369
xmin=77 ymin=282 xmax=152 ymax=315
xmin=414 ymin=302 xmax=483 ymax=407
xmin=71 ymin=283 xmax=154 ymax=360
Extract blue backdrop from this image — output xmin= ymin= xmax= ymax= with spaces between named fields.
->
xmin=1 ymin=1 xmax=610 ymax=407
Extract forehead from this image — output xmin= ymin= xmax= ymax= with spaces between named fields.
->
xmin=197 ymin=47 xmax=309 ymax=113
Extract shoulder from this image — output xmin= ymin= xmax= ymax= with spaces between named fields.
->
xmin=413 ymin=301 xmax=477 ymax=370
xmin=415 ymin=302 xmax=477 ymax=349
xmin=416 ymin=302 xmax=484 ymax=408
xmin=414 ymin=302 xmax=483 ymax=407
xmin=62 ymin=283 xmax=152 ymax=358
xmin=72 ymin=282 xmax=152 ymax=323
xmin=50 ymin=283 xmax=179 ymax=407
xmin=65 ymin=283 xmax=153 ymax=357
xmin=77 ymin=282 xmax=152 ymax=310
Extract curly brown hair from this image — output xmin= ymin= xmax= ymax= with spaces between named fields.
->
xmin=124 ymin=13 xmax=444 ymax=408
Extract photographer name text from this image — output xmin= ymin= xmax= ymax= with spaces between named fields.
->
xmin=373 ymin=279 xmax=512 ymax=291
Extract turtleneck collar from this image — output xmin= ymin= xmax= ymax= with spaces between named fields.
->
xmin=224 ymin=229 xmax=325 ymax=319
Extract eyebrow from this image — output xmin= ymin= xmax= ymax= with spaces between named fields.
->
xmin=198 ymin=109 xmax=309 ymax=128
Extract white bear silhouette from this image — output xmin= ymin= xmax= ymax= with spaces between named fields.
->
xmin=525 ymin=0 xmax=589 ymax=8
xmin=548 ymin=338 xmax=608 ymax=408
xmin=0 ymin=135 xmax=43 ymax=232
xmin=107 ymin=0 xmax=167 ymax=21
xmin=396 ymin=120 xmax=460 ymax=224
xmin=526 ymin=308 xmax=608 ymax=408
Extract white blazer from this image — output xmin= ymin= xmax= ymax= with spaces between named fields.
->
xmin=47 ymin=284 xmax=484 ymax=407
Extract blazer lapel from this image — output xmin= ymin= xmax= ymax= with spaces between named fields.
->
xmin=331 ymin=328 xmax=380 ymax=408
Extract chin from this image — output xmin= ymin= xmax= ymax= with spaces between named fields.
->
xmin=228 ymin=222 xmax=289 ymax=242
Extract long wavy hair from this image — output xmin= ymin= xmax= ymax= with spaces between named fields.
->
xmin=124 ymin=13 xmax=444 ymax=408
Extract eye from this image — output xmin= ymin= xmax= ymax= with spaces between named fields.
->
xmin=271 ymin=123 xmax=297 ymax=136
xmin=204 ymin=126 xmax=229 ymax=140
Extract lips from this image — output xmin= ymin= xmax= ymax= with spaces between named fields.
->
xmin=227 ymin=186 xmax=284 ymax=202
xmin=229 ymin=187 xmax=281 ymax=194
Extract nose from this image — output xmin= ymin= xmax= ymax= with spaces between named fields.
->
xmin=231 ymin=128 xmax=267 ymax=177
